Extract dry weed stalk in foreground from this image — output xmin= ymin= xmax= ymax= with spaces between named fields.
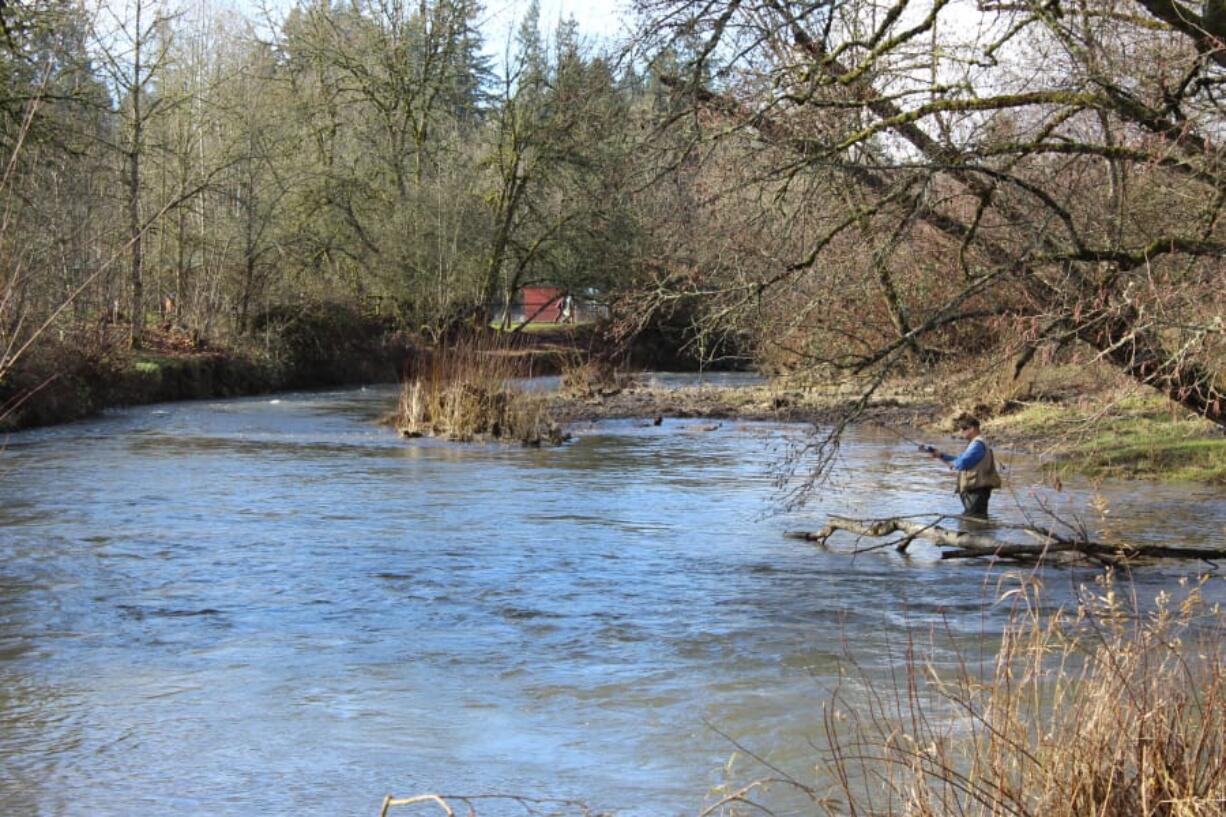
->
xmin=811 ymin=573 xmax=1225 ymax=817
xmin=378 ymin=792 xmax=600 ymax=817
xmin=395 ymin=334 xmax=566 ymax=446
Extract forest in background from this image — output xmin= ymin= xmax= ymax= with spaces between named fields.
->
xmin=0 ymin=0 xmax=676 ymax=342
xmin=2 ymin=0 xmax=1226 ymax=449
xmin=0 ymin=0 xmax=715 ymax=425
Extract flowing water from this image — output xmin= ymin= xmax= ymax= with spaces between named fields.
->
xmin=2 ymin=383 xmax=1224 ymax=817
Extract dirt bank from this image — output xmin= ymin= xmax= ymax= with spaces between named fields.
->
xmin=0 ymin=320 xmax=412 ymax=432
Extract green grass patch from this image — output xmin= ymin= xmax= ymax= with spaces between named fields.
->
xmin=132 ymin=357 xmax=168 ymax=374
xmin=132 ymin=354 xmax=197 ymax=376
xmin=992 ymin=392 xmax=1226 ymax=483
xmin=1075 ymin=418 xmax=1226 ymax=483
xmin=990 ymin=400 xmax=1084 ymax=438
xmin=488 ymin=320 xmax=589 ymax=333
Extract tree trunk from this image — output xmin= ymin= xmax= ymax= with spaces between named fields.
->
xmin=128 ymin=143 xmax=143 ymax=349
xmin=127 ymin=1 xmax=144 ymax=350
xmin=1081 ymin=310 xmax=1225 ymax=426
xmin=787 ymin=516 xmax=1226 ymax=566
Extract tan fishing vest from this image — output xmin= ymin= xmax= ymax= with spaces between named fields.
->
xmin=958 ymin=435 xmax=1003 ymax=492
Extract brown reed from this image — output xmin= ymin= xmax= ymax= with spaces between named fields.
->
xmin=806 ymin=573 xmax=1226 ymax=817
xmin=394 ymin=332 xmax=566 ymax=445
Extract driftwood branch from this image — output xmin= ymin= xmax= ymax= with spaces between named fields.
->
xmin=786 ymin=516 xmax=1226 ymax=566
xmin=380 ymin=794 xmax=455 ymax=817
xmin=379 ymin=792 xmax=595 ymax=817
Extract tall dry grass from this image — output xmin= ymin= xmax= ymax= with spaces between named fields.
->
xmin=702 ymin=574 xmax=1225 ymax=817
xmin=394 ymin=332 xmax=566 ymax=445
xmin=558 ymin=356 xmax=638 ymax=400
xmin=819 ymin=574 xmax=1226 ymax=817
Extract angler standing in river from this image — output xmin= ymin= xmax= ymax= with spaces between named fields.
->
xmin=925 ymin=415 xmax=1002 ymax=518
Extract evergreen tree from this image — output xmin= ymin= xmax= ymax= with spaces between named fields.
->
xmin=513 ymin=0 xmax=545 ymax=93
xmin=440 ymin=0 xmax=492 ymax=121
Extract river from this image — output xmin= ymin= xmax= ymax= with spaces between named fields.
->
xmin=2 ymin=383 xmax=1223 ymax=816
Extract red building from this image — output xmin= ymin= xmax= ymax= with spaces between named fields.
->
xmin=519 ymin=286 xmax=565 ymax=323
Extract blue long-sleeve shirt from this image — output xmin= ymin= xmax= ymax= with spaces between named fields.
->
xmin=940 ymin=439 xmax=986 ymax=471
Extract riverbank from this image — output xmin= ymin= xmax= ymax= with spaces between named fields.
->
xmin=547 ymin=375 xmax=940 ymax=427
xmin=544 ymin=366 xmax=1226 ymax=485
xmin=0 ymin=309 xmax=413 ymax=431
xmin=0 ymin=319 xmax=725 ymax=433
xmin=985 ymin=388 xmax=1226 ymax=484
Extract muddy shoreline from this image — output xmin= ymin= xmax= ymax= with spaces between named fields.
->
xmin=547 ymin=379 xmax=943 ymax=429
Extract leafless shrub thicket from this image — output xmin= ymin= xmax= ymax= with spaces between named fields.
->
xmin=631 ymin=0 xmax=1226 ymax=464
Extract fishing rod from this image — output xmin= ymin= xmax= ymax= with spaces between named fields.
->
xmin=878 ymin=419 xmax=1007 ymax=470
xmin=868 ymin=420 xmax=938 ymax=453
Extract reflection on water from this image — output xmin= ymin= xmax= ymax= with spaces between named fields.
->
xmin=1 ymin=385 xmax=1223 ymax=817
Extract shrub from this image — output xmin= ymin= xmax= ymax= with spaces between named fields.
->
xmin=394 ymin=332 xmax=567 ymax=446
xmin=558 ymin=358 xmax=638 ymax=400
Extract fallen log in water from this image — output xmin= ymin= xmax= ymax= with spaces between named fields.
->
xmin=785 ymin=516 xmax=1226 ymax=567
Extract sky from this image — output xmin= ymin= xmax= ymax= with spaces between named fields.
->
xmin=481 ymin=0 xmax=632 ymax=54
xmin=220 ymin=0 xmax=636 ymax=64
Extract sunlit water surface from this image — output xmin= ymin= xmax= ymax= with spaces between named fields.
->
xmin=2 ymin=383 xmax=1224 ymax=816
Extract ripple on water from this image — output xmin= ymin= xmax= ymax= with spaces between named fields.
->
xmin=1 ymin=387 xmax=1224 ymax=817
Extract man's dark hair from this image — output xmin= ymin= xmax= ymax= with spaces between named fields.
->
xmin=955 ymin=414 xmax=981 ymax=430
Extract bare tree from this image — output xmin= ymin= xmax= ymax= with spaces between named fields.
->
xmin=633 ymin=0 xmax=1226 ymax=447
xmin=94 ymin=0 xmax=182 ymax=348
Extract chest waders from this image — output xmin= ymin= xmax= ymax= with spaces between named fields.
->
xmin=957 ymin=436 xmax=1002 ymax=517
